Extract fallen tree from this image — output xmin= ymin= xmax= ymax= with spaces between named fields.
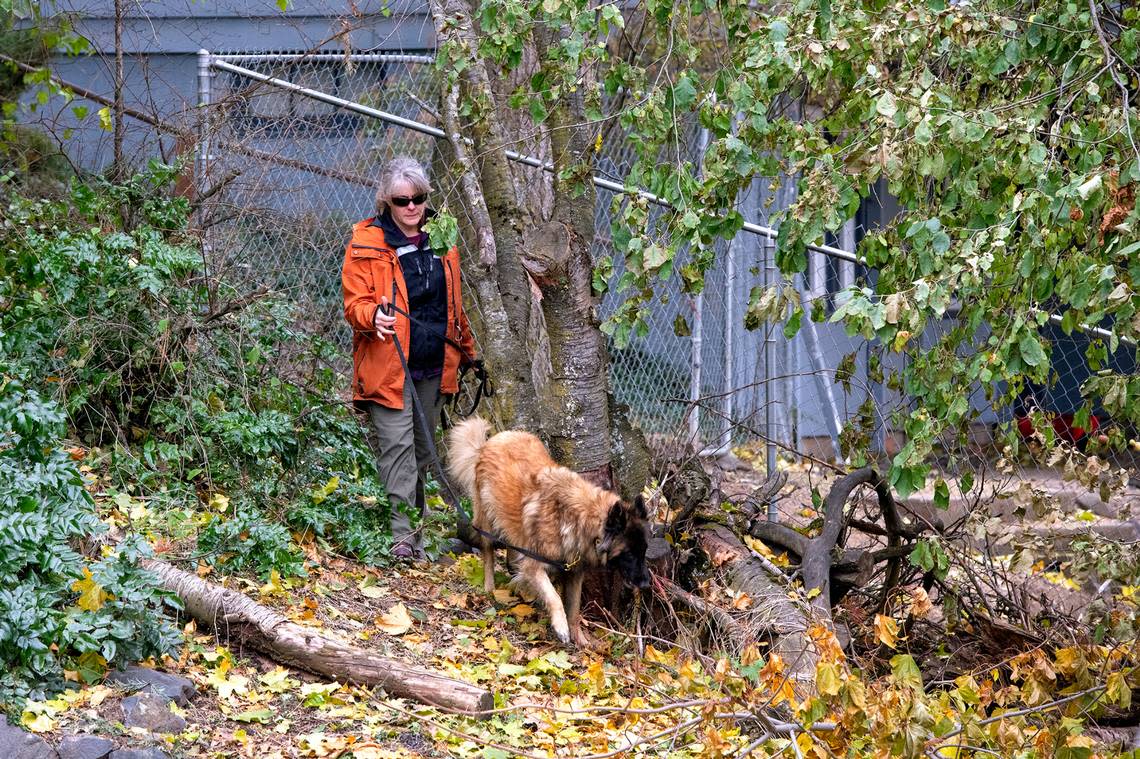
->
xmin=142 ymin=559 xmax=494 ymax=716
xmin=653 ymin=461 xmax=945 ymax=698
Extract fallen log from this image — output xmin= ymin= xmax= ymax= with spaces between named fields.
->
xmin=143 ymin=559 xmax=494 ymax=716
xmin=696 ymin=524 xmax=821 ymax=699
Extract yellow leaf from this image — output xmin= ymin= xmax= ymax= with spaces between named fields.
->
xmin=1107 ymin=671 xmax=1132 ymax=708
xmin=508 ymin=603 xmax=535 ymax=618
xmin=87 ymin=685 xmax=112 ymax=706
xmin=585 ymin=659 xmax=607 ymax=694
xmin=299 ymin=732 xmax=350 ymax=756
xmin=816 ymin=661 xmax=842 ymax=696
xmin=209 ymin=492 xmax=230 ymax=512
xmin=207 ymin=669 xmax=249 ymax=700
xmin=259 ymin=568 xmax=287 ymax=597
xmin=311 ymin=476 xmax=340 ymax=504
xmin=72 ymin=566 xmax=110 ymax=612
xmin=1043 ymin=570 xmax=1080 ymax=591
xmin=1053 ymin=647 xmax=1088 ymax=678
xmin=376 ymin=603 xmax=413 ymax=635
xmin=259 ymin=667 xmax=299 ymax=694
xmin=874 ymin=614 xmax=900 ymax=649
xmin=21 ymin=713 xmax=55 ymax=732
xmin=492 ymin=588 xmax=517 ymax=604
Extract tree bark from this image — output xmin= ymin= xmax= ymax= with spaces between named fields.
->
xmin=430 ymin=0 xmax=543 ymax=434
xmin=143 ymin=559 xmax=493 ymax=716
xmin=428 ymin=0 xmax=653 ymax=495
xmin=528 ymin=25 xmax=617 ymax=482
xmin=696 ymin=524 xmax=820 ymax=699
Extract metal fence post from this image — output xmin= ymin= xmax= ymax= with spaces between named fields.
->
xmin=195 ymin=49 xmax=212 ymax=191
xmin=764 ymin=235 xmax=779 ymax=520
xmin=689 ymin=126 xmax=713 ymax=451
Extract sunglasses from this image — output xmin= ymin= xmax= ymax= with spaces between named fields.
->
xmin=391 ymin=193 xmax=428 ymax=208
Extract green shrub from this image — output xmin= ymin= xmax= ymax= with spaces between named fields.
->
xmin=0 ymin=164 xmax=395 ymax=575
xmin=197 ymin=506 xmax=306 ymax=579
xmin=0 ymin=379 xmax=181 ymax=704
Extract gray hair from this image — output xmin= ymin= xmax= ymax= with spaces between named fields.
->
xmin=374 ymin=157 xmax=432 ymax=214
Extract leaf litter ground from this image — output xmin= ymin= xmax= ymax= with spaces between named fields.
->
xmin=32 ymin=481 xmax=757 ymax=759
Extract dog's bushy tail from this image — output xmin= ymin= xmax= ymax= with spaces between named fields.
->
xmin=445 ymin=416 xmax=491 ymax=497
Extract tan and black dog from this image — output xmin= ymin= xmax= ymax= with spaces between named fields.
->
xmin=446 ymin=416 xmax=651 ymax=647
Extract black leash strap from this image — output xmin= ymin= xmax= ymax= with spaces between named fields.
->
xmin=380 ymin=302 xmax=568 ymax=572
xmin=382 ymin=298 xmax=494 ymax=420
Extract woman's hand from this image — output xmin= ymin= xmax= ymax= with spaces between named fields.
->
xmin=373 ymin=296 xmax=397 ymax=341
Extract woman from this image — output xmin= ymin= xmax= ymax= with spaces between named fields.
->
xmin=341 ymin=157 xmax=477 ymax=560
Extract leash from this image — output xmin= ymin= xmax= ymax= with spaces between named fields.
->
xmin=381 ymin=298 xmax=494 ymax=422
xmin=379 ymin=299 xmax=570 ymax=573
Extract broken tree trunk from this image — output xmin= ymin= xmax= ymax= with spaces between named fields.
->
xmin=695 ymin=524 xmax=822 ymax=700
xmin=143 ymin=559 xmax=493 ymax=716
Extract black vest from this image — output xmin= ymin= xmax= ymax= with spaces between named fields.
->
xmin=371 ymin=212 xmax=447 ymax=372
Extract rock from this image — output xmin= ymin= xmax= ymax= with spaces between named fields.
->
xmin=109 ymin=750 xmax=169 ymax=759
xmin=105 ymin=667 xmax=196 ymax=707
xmin=120 ymin=693 xmax=187 ymax=735
xmin=0 ymin=719 xmax=58 ymax=759
xmin=58 ymin=735 xmax=114 ymax=759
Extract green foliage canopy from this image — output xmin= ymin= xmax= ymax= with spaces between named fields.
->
xmin=447 ymin=0 xmax=1140 ymax=490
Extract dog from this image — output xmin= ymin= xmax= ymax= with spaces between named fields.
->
xmin=446 ymin=416 xmax=651 ymax=647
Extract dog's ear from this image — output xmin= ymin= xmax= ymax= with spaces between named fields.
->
xmin=632 ymin=493 xmax=648 ymax=520
xmin=605 ymin=501 xmax=626 ymax=534
xmin=597 ymin=502 xmax=625 ymax=558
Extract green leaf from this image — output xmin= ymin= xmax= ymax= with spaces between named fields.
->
xmin=783 ymin=306 xmax=803 ymax=339
xmin=875 ymin=92 xmax=898 ymax=118
xmin=672 ymin=74 xmax=698 ymax=110
xmin=890 ymin=654 xmax=923 ymax=689
xmin=931 ymin=230 xmax=951 ymax=254
xmin=914 ymin=118 xmax=933 ymax=145
xmin=423 ymin=213 xmax=459 ymax=252
xmin=1019 ymin=333 xmax=1047 ymax=367
xmin=232 ymin=708 xmax=274 ymax=723
xmin=910 ymin=541 xmax=934 ymax=572
xmin=528 ymin=98 xmax=548 ymax=124
xmin=933 ymin=478 xmax=950 ymax=510
xmin=673 ymin=314 xmax=691 ymax=337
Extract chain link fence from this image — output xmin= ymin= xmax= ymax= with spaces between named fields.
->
xmin=202 ymin=52 xmax=438 ymax=346
xmin=196 ymin=50 xmax=1139 ymax=500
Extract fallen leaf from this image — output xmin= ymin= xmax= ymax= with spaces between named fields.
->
xmin=259 ymin=667 xmax=299 ymax=694
xmin=21 ymin=713 xmax=55 ymax=733
xmin=377 ymin=603 xmax=413 ymax=635
xmin=358 ymin=579 xmax=387 ymax=599
xmin=508 ymin=603 xmax=536 ymax=618
xmin=730 ymin=590 xmax=753 ymax=610
xmin=493 ymin=588 xmax=518 ymax=604
xmin=207 ymin=669 xmax=249 ymax=700
xmin=231 ymin=707 xmax=274 ymax=723
xmin=259 ymin=568 xmax=288 ymax=598
xmin=72 ymin=566 xmax=110 ymax=612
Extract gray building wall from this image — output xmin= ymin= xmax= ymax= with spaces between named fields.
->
xmin=26 ymin=1 xmax=434 ymax=175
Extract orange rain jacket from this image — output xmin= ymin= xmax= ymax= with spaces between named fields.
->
xmin=341 ymin=217 xmax=476 ymax=409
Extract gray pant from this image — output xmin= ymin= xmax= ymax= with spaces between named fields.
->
xmin=366 ymin=375 xmax=444 ymax=550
